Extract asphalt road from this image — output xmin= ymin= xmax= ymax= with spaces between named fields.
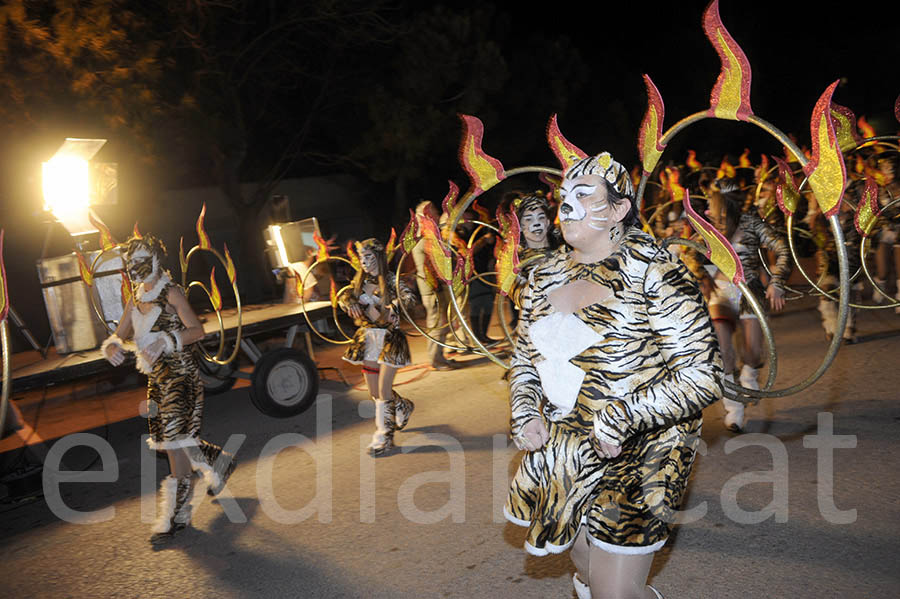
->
xmin=2 ymin=302 xmax=899 ymax=599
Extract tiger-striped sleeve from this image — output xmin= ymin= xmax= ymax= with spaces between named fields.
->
xmin=336 ymin=287 xmax=359 ymax=315
xmin=392 ymin=274 xmax=417 ymax=311
xmin=753 ymin=216 xmax=791 ymax=291
xmin=593 ymin=253 xmax=723 ymax=446
xmin=508 ymin=269 xmax=544 ymax=437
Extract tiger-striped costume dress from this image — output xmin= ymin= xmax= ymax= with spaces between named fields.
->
xmin=505 ymin=228 xmax=723 ymax=556
xmin=684 ymin=212 xmax=790 ymax=317
xmin=339 ymin=274 xmax=416 ymax=368
xmin=130 ymin=278 xmax=204 ymax=450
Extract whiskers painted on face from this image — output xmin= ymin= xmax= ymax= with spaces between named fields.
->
xmin=590 ymin=200 xmax=608 ymax=212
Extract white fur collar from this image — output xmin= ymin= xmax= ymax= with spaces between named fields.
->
xmin=138 ymin=272 xmax=171 ymax=302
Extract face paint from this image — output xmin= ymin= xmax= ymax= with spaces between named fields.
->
xmin=126 ymin=248 xmax=156 ymax=283
xmin=559 ymin=174 xmax=614 ymax=249
xmin=521 ymin=207 xmax=549 ymax=248
xmin=359 ymin=248 xmax=379 ymax=276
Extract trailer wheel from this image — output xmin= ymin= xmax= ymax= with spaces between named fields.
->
xmin=197 ymin=357 xmax=237 ymax=395
xmin=250 ymin=348 xmax=319 ymax=417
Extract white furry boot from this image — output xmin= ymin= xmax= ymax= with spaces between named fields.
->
xmin=722 ymin=373 xmax=745 ymax=433
xmin=872 ymin=277 xmax=887 ymax=303
xmin=817 ymin=296 xmax=837 ymax=340
xmin=740 ymin=364 xmax=761 ymax=391
xmin=367 ymin=399 xmax=395 ymax=457
xmin=150 ymin=474 xmax=194 ymax=543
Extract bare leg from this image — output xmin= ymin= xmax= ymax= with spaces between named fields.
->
xmin=362 ymin=360 xmax=380 ymax=399
xmin=587 ymin=544 xmax=658 ymax=599
xmin=166 ymin=448 xmax=193 ymax=477
xmin=740 ymin=318 xmax=764 ymax=369
xmin=378 ymin=364 xmax=399 ymax=402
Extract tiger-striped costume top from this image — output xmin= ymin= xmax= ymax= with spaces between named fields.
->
xmin=505 ymin=227 xmax=723 ymax=554
xmin=136 ymin=279 xmax=204 ymax=448
xmin=338 ymin=273 xmax=417 ymax=367
xmin=683 ymin=212 xmax=791 ymax=293
xmin=509 ymin=227 xmax=723 ymax=444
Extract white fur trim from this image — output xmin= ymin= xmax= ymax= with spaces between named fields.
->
xmin=101 ymin=334 xmax=124 ymax=360
xmin=161 ymin=332 xmax=176 ymax=354
xmin=586 ymin=533 xmax=666 ymax=555
xmin=502 ymin=505 xmax=531 ymax=527
xmin=146 ymin=436 xmax=201 ymax=450
xmin=531 ymin=313 xmax=603 ymax=416
xmin=131 ymin=304 xmax=162 ymax=343
xmin=151 ymin=475 xmax=178 ymax=533
xmin=187 ymin=452 xmax=222 ymax=490
xmin=173 ymin=330 xmax=183 ymax=352
xmin=573 ymin=574 xmax=592 ymax=599
xmin=524 ymin=540 xmax=549 ymax=557
xmin=138 ymin=270 xmax=170 ymax=302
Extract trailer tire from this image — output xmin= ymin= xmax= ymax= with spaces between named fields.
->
xmin=197 ymin=357 xmax=237 ymax=395
xmin=250 ymin=348 xmax=319 ymax=417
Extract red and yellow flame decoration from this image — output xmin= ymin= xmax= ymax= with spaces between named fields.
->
xmin=88 ymin=211 xmax=118 ymax=251
xmin=329 ymin=279 xmax=339 ymax=309
xmin=471 ymin=199 xmax=491 ymax=224
xmin=196 ymin=203 xmax=212 ymax=250
xmin=458 ymin=114 xmax=506 ymax=198
xmin=854 ymin=176 xmax=881 ymax=237
xmin=664 ymin=167 xmax=686 ymax=203
xmin=120 ymin=269 xmax=133 ymax=305
xmin=208 ymin=267 xmax=222 ymax=311
xmin=686 ymin=150 xmax=702 ymax=171
xmin=345 ymin=240 xmax=361 ymax=273
xmin=400 ymin=209 xmax=419 ymax=254
xmin=756 ymin=153 xmax=770 ymax=179
xmin=829 ymin=102 xmax=862 ymax=152
xmin=853 ymin=154 xmax=865 ymax=175
xmin=178 ymin=237 xmax=188 ymax=275
xmin=773 ymin=157 xmax=801 ymax=217
xmin=132 ymin=222 xmax=143 ymax=239
xmin=494 ymin=206 xmax=521 ymax=297
xmin=440 ymin=181 xmax=462 ymax=236
xmin=0 ymin=230 xmax=8 ymax=323
xmin=638 ymin=75 xmax=667 ymax=175
xmin=682 ymin=191 xmax=744 ymax=284
xmin=803 ymin=81 xmax=847 ymax=218
xmin=864 ymin=164 xmax=887 ymax=186
xmin=857 ymin=116 xmax=876 ymax=139
xmin=547 ymin=113 xmax=588 ymax=172
xmin=703 ymin=0 xmax=753 ymax=121
xmin=738 ymin=148 xmax=752 ymax=168
xmin=717 ymin=157 xmax=736 ymax=179
xmin=313 ymin=230 xmax=330 ymax=263
xmin=418 ymin=212 xmax=453 ymax=283
xmin=223 ymin=243 xmax=237 ymax=285
xmin=450 ymin=246 xmax=471 ymax=298
xmin=75 ymin=250 xmax=94 ymax=287
xmin=385 ymin=228 xmax=398 ymax=263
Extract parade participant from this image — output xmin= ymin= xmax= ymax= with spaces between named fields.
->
xmin=871 ymin=154 xmax=900 ymax=310
xmin=338 ymin=238 xmax=417 ymax=456
xmin=685 ymin=179 xmax=790 ymax=432
xmin=412 ymin=201 xmax=461 ymax=369
xmin=504 ymin=152 xmax=723 ymax=599
xmin=813 ymin=191 xmax=861 ymax=343
xmin=101 ymin=234 xmax=237 ymax=543
xmin=510 ymin=193 xmax=562 ymax=309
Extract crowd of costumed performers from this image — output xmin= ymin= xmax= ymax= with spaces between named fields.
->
xmin=50 ymin=2 xmax=897 ymax=596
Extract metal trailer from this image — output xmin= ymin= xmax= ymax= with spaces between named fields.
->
xmin=10 ymin=300 xmax=335 ymax=418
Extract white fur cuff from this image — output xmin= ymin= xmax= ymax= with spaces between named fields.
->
xmin=101 ymin=334 xmax=124 ymax=360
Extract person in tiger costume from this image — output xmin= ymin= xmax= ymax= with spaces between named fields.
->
xmin=338 ymin=238 xmax=417 ymax=456
xmin=102 ymin=234 xmax=237 ymax=543
xmin=682 ymin=179 xmax=790 ymax=433
xmin=504 ymin=152 xmax=724 ymax=599
xmin=510 ymin=192 xmax=563 ymax=310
